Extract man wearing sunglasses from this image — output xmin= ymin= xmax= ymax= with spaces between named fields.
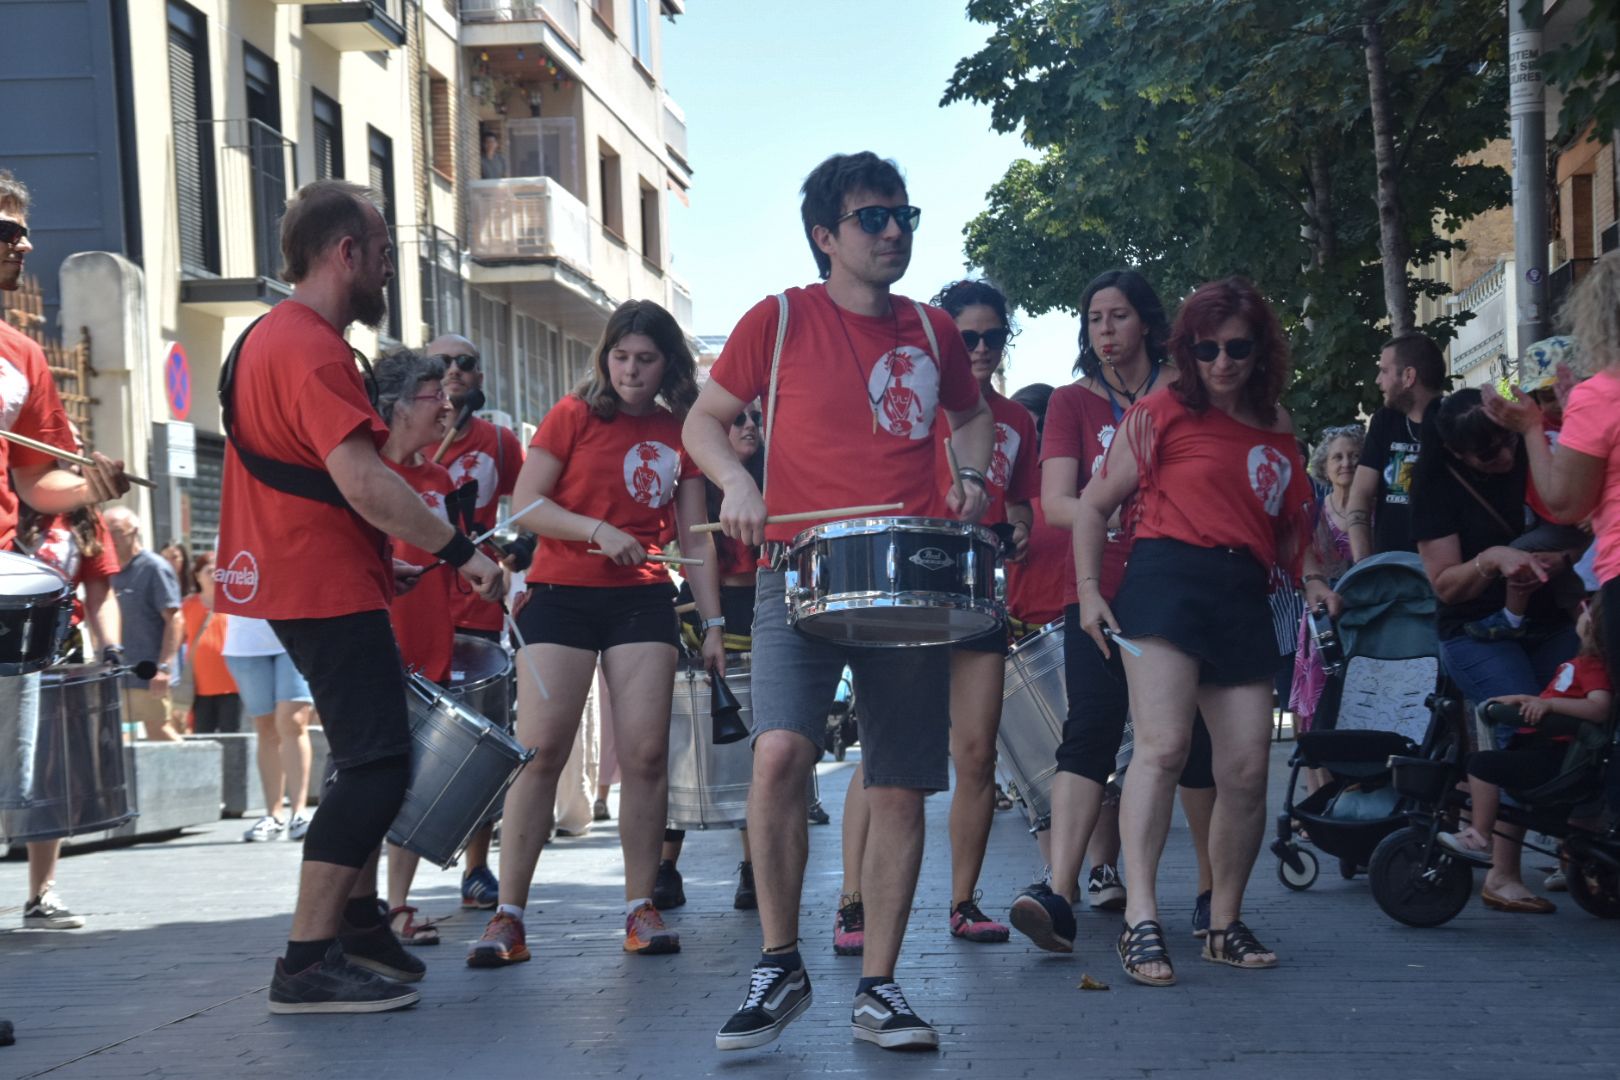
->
xmin=1 ymin=169 xmax=131 ymax=1048
xmin=686 ymin=151 xmax=993 ymax=1053
xmin=424 ymin=332 xmax=525 ymax=908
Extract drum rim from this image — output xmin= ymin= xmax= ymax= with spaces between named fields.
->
xmin=449 ymin=634 xmax=514 ymax=694
xmin=787 ymin=516 xmax=999 ymax=548
xmin=1006 ymin=618 xmax=1065 ymax=657
xmin=791 ymin=595 xmax=1002 ymax=647
xmin=37 ymin=662 xmax=126 ymax=688
xmin=0 ymin=551 xmax=72 ymax=593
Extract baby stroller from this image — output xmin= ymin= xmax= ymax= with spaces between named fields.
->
xmin=1272 ymin=552 xmax=1445 ymax=889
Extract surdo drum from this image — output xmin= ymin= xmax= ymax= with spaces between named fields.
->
xmin=448 ymin=633 xmax=513 ymax=731
xmin=0 ymin=663 xmax=135 ymax=842
xmin=783 ymin=517 xmax=1001 ymax=647
xmin=387 ymin=671 xmax=532 ymax=868
xmin=0 ymin=550 xmax=73 ymax=676
xmin=666 ymin=657 xmax=753 ymax=829
xmin=996 ymin=620 xmax=1066 ymax=831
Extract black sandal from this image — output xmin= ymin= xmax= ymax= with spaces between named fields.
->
xmin=1202 ymin=919 xmax=1278 ymax=969
xmin=1117 ymin=919 xmax=1176 ymax=987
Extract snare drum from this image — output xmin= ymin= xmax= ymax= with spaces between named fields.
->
xmin=387 ymin=672 xmax=533 ymax=868
xmin=783 ymin=516 xmax=1001 ymax=647
xmin=449 ymin=634 xmax=513 ymax=730
xmin=0 ymin=551 xmax=73 ymax=676
xmin=667 ymin=658 xmax=753 ymax=829
xmin=0 ymin=663 xmax=135 ymax=842
xmin=997 ymin=620 xmax=1065 ymax=830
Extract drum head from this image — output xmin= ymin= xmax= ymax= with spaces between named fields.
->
xmin=450 ymin=634 xmax=511 ymax=690
xmin=795 ymin=601 xmax=999 ymax=647
xmin=0 ymin=550 xmax=70 ymax=599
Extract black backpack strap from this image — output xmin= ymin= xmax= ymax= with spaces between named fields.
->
xmin=219 ymin=315 xmax=369 ymax=510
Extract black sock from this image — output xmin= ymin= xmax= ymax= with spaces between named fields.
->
xmin=856 ymin=975 xmax=892 ymax=995
xmin=761 ymin=948 xmax=802 ymax=972
xmin=343 ymin=896 xmax=384 ymax=929
xmin=285 ymin=938 xmax=335 ymax=971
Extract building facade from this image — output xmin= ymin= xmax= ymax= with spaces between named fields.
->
xmin=2 ymin=0 xmax=693 ymax=549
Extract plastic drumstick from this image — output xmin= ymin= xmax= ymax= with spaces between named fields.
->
xmin=503 ymin=607 xmax=550 ymax=701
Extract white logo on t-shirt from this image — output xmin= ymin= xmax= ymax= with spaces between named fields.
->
xmin=446 ymin=448 xmax=499 ymax=510
xmin=419 ymin=488 xmax=450 ymax=521
xmin=216 ymin=550 xmax=260 ymax=604
xmin=623 ymin=441 xmax=679 ymax=508
xmin=989 ymin=422 xmax=1021 ymax=490
xmin=1553 ymin=662 xmax=1576 ymax=694
xmin=0 ymin=356 xmax=30 ymax=432
xmin=1091 ymin=423 xmax=1117 ymax=477
xmin=1248 ymin=445 xmax=1293 ymax=517
xmin=33 ymin=526 xmax=80 ymax=582
xmin=868 ymin=346 xmax=939 ymax=440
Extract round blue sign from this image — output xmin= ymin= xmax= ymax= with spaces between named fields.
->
xmin=165 ymin=344 xmax=191 ymax=420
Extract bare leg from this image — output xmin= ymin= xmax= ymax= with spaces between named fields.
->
xmin=385 ymin=842 xmax=420 ymax=911
xmin=661 ymin=834 xmax=684 ymax=864
xmin=859 ymin=785 xmax=926 ymax=978
xmin=600 ymin=643 xmax=679 ymax=902
xmin=1178 ymin=785 xmax=1216 ymax=895
xmin=750 ymin=730 xmax=821 ymax=950
xmin=840 ymin=762 xmax=868 ymax=898
xmin=252 ymin=714 xmax=284 ymax=819
xmin=1197 ymin=679 xmax=1276 ymax=963
xmin=947 ymin=648 xmax=1003 ymax=908
xmin=289 ymin=862 xmax=363 ymax=941
xmin=277 ymin=701 xmax=313 ymax=822
xmin=1048 ymin=771 xmax=1106 ymax=903
xmin=462 ymin=823 xmax=494 ymax=871
xmin=25 ymin=839 xmax=62 ymax=899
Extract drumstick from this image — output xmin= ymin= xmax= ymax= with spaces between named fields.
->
xmin=945 ymin=437 xmax=964 ymax=505
xmin=475 ymin=496 xmax=547 ymax=546
xmin=689 ymin=503 xmax=903 ymax=534
xmin=0 ymin=429 xmax=156 ymax=489
xmin=674 ymin=601 xmax=698 ymax=614
xmin=502 ymin=606 xmax=550 ymax=701
xmin=588 ymin=550 xmax=704 ymax=566
xmin=1103 ymin=627 xmax=1143 ymax=657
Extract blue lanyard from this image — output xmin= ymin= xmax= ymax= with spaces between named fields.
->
xmin=1102 ymin=362 xmax=1160 ymax=424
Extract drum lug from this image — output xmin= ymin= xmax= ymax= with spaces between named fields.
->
xmin=784 ymin=568 xmax=802 ymax=600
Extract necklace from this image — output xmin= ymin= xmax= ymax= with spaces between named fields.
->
xmin=1404 ymin=413 xmax=1420 ymax=444
xmin=827 ymin=291 xmax=899 ymax=435
xmin=1098 ymin=361 xmax=1160 ymax=424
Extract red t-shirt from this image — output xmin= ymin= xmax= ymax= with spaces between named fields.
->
xmin=934 ymin=388 xmax=1039 ymax=526
xmin=0 ymin=320 xmax=77 ymax=549
xmin=527 ymin=394 xmax=698 ymax=588
xmin=215 ymin=301 xmax=393 ymax=620
xmin=1041 ymin=383 xmax=1133 ymax=604
xmin=13 ymin=513 xmax=119 ymax=627
xmin=1524 ymin=654 xmax=1612 ymax=742
xmin=716 ymin=529 xmax=759 ymax=578
xmin=709 ymin=285 xmax=981 ymax=543
xmin=385 ymin=457 xmax=455 ymax=683
xmin=443 ymin=417 xmax=526 ymax=631
xmin=1119 ymin=392 xmax=1314 ymax=576
xmin=1004 ymin=497 xmax=1067 ymax=628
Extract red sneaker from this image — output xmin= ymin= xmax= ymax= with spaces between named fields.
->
xmin=467 ymin=912 xmax=530 ymax=967
xmin=833 ymin=893 xmax=864 ymax=956
xmin=949 ymin=893 xmax=1010 ymax=943
xmin=624 ymin=901 xmax=681 ymax=954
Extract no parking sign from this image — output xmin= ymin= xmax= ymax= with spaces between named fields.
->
xmin=164 ymin=343 xmax=192 ymax=421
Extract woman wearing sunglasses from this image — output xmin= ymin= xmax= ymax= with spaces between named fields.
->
xmin=1075 ymin=278 xmax=1331 ymax=986
xmin=1010 ymin=270 xmax=1216 ymax=955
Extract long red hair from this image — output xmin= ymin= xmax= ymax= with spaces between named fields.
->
xmin=1166 ymin=277 xmax=1290 ymax=428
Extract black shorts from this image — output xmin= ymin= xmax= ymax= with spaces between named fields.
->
xmin=954 ymin=622 xmax=1009 ymax=655
xmin=678 ymin=583 xmax=756 ymax=651
xmin=271 ymin=609 xmax=410 ymax=770
xmin=1113 ymin=538 xmax=1277 ymax=687
xmin=518 ymin=582 xmax=679 ymax=652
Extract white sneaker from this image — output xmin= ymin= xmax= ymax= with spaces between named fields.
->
xmin=286 ymin=815 xmax=311 ymax=841
xmin=24 ymin=885 xmax=85 ymax=930
xmin=244 ymin=815 xmax=285 ymax=842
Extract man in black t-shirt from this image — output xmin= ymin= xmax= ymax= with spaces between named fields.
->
xmin=1347 ymin=333 xmax=1445 ymax=560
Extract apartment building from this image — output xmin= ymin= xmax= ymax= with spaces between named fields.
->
xmin=2 ymin=0 xmax=693 ymax=548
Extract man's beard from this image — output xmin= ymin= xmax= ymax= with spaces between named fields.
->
xmin=350 ymin=278 xmax=388 ymax=330
xmin=1387 ymin=385 xmax=1414 ymax=413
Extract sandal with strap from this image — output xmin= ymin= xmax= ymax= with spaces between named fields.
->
xmin=1117 ymin=919 xmax=1176 ymax=987
xmin=389 ymin=905 xmax=441 ymax=946
xmin=1202 ymin=919 xmax=1277 ymax=969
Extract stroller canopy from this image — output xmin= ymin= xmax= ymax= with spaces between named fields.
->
xmin=1332 ymin=552 xmax=1437 ymax=661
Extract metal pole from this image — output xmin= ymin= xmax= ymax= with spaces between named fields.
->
xmin=1509 ymin=0 xmax=1548 ymax=378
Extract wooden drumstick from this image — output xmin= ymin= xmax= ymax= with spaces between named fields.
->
xmin=0 ymin=429 xmax=156 ymax=489
xmin=689 ymin=503 xmax=903 ymax=534
xmin=674 ymin=601 xmax=698 ymax=614
xmin=588 ymin=550 xmax=704 ymax=566
xmin=945 ymin=437 xmax=964 ymax=505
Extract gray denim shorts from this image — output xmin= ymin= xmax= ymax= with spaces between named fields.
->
xmin=0 ymin=673 xmax=42 ymax=810
xmin=750 ymin=571 xmax=951 ymax=791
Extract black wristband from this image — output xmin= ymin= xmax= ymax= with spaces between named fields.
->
xmin=435 ymin=532 xmax=478 ymax=569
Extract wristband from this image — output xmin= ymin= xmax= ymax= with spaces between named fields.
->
xmin=701 ymin=616 xmax=726 ymax=632
xmin=1474 ymin=556 xmax=1495 ymax=580
xmin=956 ymin=467 xmax=987 ymax=489
xmin=588 ymin=520 xmax=605 ymax=544
xmin=1302 ymin=573 xmax=1329 ymax=587
xmin=435 ymin=532 xmax=478 ymax=569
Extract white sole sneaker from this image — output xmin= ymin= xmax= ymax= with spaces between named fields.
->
xmin=851 ymin=1022 xmax=940 ymax=1050
xmin=714 ymin=987 xmax=813 ymax=1051
xmin=267 ymin=988 xmax=421 ymax=1015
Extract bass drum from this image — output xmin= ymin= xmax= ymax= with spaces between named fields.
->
xmin=997 ymin=620 xmax=1065 ymax=831
xmin=449 ymin=634 xmax=513 ymax=731
xmin=0 ymin=663 xmax=135 ymax=842
xmin=667 ymin=658 xmax=753 ymax=829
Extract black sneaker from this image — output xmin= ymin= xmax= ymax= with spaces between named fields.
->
xmin=339 ymin=921 xmax=426 ymax=983
xmin=851 ymin=982 xmax=938 ymax=1050
xmin=0 ymin=1018 xmax=13 ymax=1046
xmin=807 ymin=801 xmax=831 ymax=826
xmin=653 ymin=859 xmax=686 ymax=910
xmin=1087 ymin=863 xmax=1127 ymax=911
xmin=734 ymin=861 xmax=758 ymax=911
xmin=268 ymin=942 xmax=422 ymax=1014
xmin=1009 ymin=882 xmax=1076 ymax=953
xmin=1192 ymin=889 xmax=1212 ymax=939
xmin=715 ymin=962 xmax=813 ymax=1051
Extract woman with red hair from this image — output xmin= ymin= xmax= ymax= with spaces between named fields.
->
xmin=1075 ymin=278 xmax=1338 ymax=986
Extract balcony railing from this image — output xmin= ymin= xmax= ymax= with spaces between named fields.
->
xmin=460 ymin=0 xmax=580 ymax=42
xmin=468 ymin=177 xmax=591 ymax=272
xmin=177 ymin=119 xmax=297 ymax=284
xmin=1448 ymin=258 xmax=1511 ymax=380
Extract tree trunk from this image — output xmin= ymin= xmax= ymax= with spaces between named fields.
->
xmin=1364 ymin=16 xmax=1413 ymax=335
xmin=1305 ymin=146 xmax=1337 ymax=270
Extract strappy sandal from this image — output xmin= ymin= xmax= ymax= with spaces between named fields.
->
xmin=1202 ymin=919 xmax=1277 ymax=969
xmin=1117 ymin=919 xmax=1176 ymax=987
xmin=389 ymin=905 xmax=440 ymax=946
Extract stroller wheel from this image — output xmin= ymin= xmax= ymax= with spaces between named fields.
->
xmin=1339 ymin=858 xmax=1359 ymax=881
xmin=1277 ymin=848 xmax=1319 ymax=891
xmin=1369 ymin=825 xmax=1473 ymax=928
xmin=1566 ymin=859 xmax=1620 ymax=919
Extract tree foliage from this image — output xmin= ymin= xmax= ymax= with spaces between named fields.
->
xmin=1541 ymin=0 xmax=1620 ymax=140
xmin=945 ymin=0 xmax=1511 ymax=436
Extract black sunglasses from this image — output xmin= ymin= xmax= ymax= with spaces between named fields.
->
xmin=428 ymin=352 xmax=479 ymax=372
xmin=836 ymin=205 xmax=922 ymax=235
xmin=0 ymin=221 xmax=28 ymax=246
xmin=733 ymin=409 xmax=763 ymax=428
xmin=961 ymin=328 xmax=1010 ymax=352
xmin=1192 ymin=338 xmax=1255 ymax=363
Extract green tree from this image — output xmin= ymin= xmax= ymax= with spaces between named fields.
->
xmin=946 ymin=0 xmax=1510 ymax=435
xmin=1540 ymin=0 xmax=1620 ymax=139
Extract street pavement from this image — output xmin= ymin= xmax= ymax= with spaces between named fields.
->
xmin=2 ymin=739 xmax=1617 ymax=1080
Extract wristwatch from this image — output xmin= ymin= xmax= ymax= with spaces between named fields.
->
xmin=701 ymin=616 xmax=726 ymax=632
xmin=155 ymin=662 xmax=173 ymax=675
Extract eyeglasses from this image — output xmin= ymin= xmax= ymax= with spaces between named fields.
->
xmin=835 ymin=205 xmax=922 ymax=235
xmin=411 ymin=389 xmax=451 ymax=404
xmin=1192 ymin=338 xmax=1256 ymax=363
xmin=428 ymin=352 xmax=479 ymax=372
xmin=961 ymin=328 xmax=1010 ymax=352
xmin=733 ymin=410 xmax=763 ymax=428
xmin=0 ymin=221 xmax=28 ymax=246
